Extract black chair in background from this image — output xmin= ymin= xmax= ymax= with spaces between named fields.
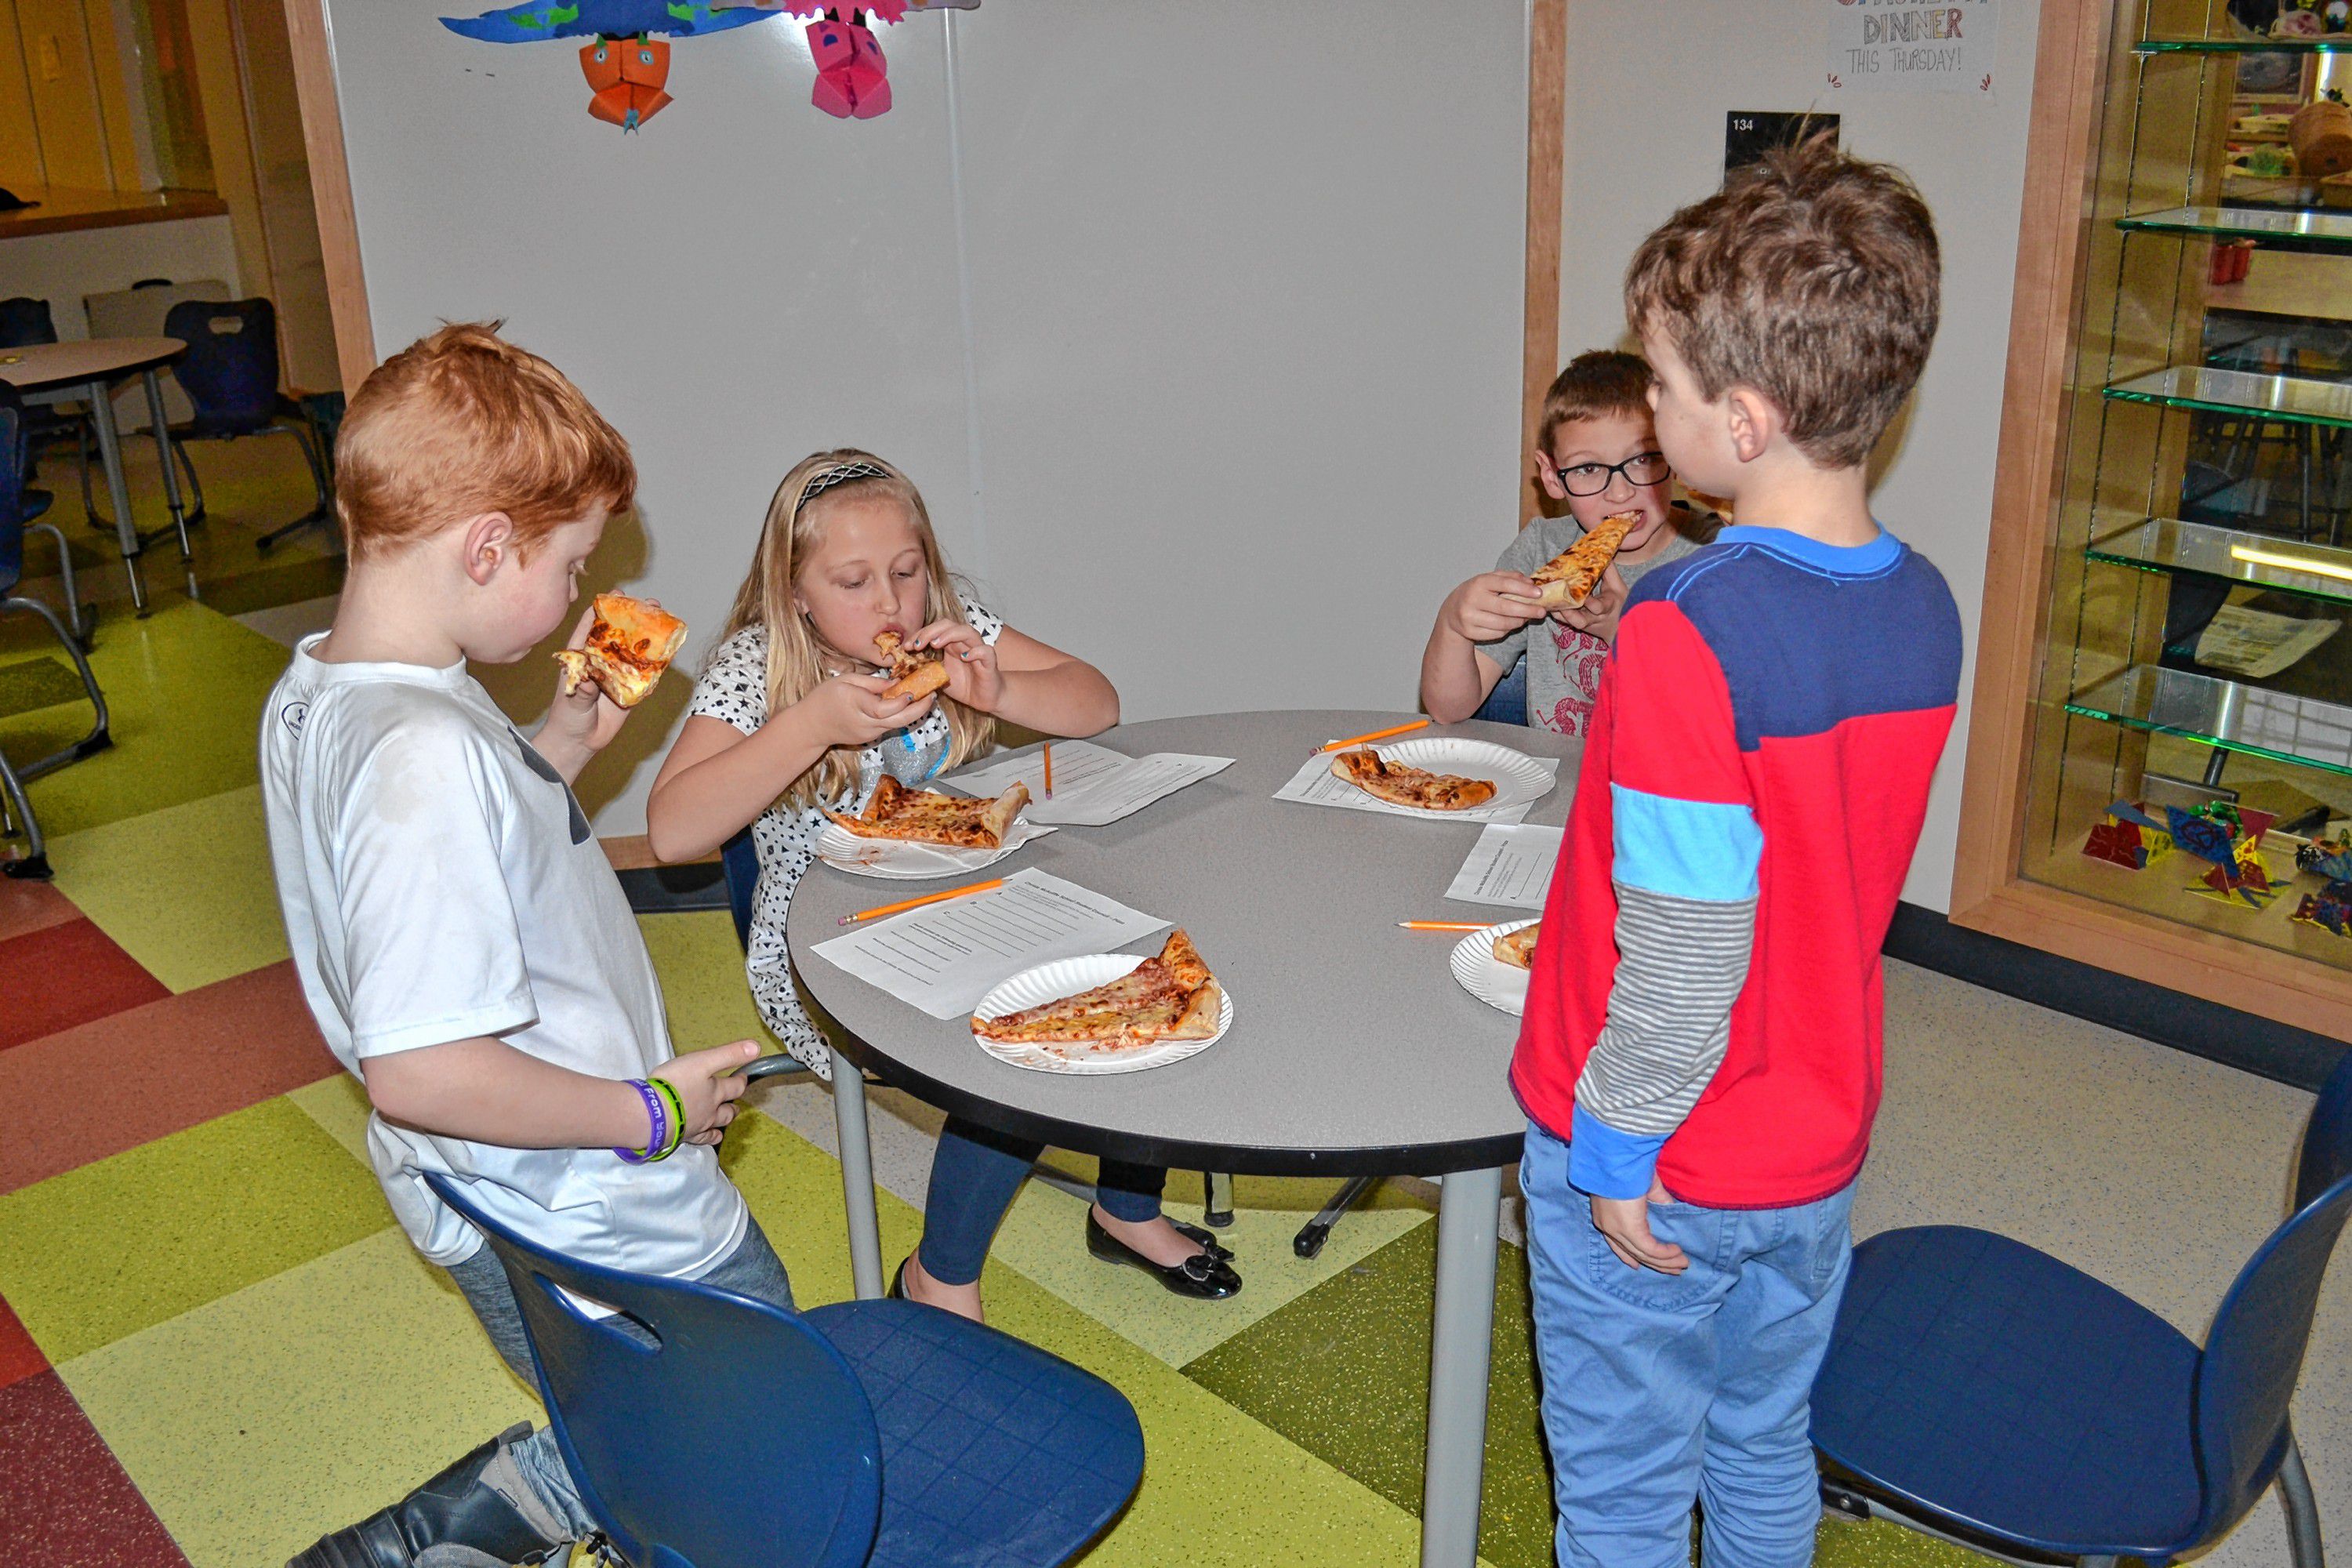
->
xmin=156 ymin=298 xmax=333 ymax=552
xmin=0 ymin=297 xmax=96 ymax=501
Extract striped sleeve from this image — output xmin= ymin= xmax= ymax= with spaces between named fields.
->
xmin=1568 ymin=601 xmax=1759 ymax=1199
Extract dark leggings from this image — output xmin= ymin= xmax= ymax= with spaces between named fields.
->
xmin=916 ymin=1116 xmax=1166 ymax=1285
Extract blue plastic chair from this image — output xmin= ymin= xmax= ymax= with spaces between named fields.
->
xmin=0 ymin=296 xmax=95 ymax=503
xmin=0 ymin=407 xmax=110 ymax=881
xmin=1811 ymin=1050 xmax=2352 ymax=1566
xmin=422 ymin=1171 xmax=1144 ymax=1568
xmin=1472 ymin=655 xmax=1528 ymax=727
xmin=156 ymin=297 xmax=333 ymax=551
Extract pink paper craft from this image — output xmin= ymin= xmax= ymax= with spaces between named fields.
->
xmin=807 ymin=10 xmax=890 ymax=118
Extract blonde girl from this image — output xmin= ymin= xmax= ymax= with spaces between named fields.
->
xmin=648 ymin=450 xmax=1242 ymax=1320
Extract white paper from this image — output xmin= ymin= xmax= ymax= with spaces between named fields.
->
xmin=810 ymin=868 xmax=1171 ymax=1019
xmin=1272 ymin=753 xmax=1559 ymax=826
xmin=1445 ymin=823 xmax=1566 ymax=909
xmin=2194 ymin=605 xmax=2341 ymax=680
xmin=942 ymin=739 xmax=1234 ymax=827
xmin=1824 ymin=0 xmax=1998 ymax=95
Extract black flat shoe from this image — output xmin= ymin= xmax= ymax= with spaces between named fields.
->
xmin=1167 ymin=1217 xmax=1236 ymax=1262
xmin=1087 ymin=1210 xmax=1242 ymax=1299
xmin=285 ymin=1424 xmax=567 ymax=1567
xmin=888 ymin=1257 xmax=909 ymax=1300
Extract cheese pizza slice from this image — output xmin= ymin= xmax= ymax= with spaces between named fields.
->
xmin=825 ymin=776 xmax=1029 ymax=849
xmin=1331 ymin=748 xmax=1497 ymax=811
xmin=1493 ymin=923 xmax=1539 ymax=970
xmin=1530 ymin=511 xmax=1640 ymax=609
xmin=554 ymin=593 xmax=688 ymax=709
xmin=972 ymin=929 xmax=1223 ymax=1052
xmin=874 ymin=630 xmax=950 ymax=702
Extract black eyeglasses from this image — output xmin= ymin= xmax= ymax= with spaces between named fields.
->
xmin=1552 ymin=451 xmax=1671 ymax=497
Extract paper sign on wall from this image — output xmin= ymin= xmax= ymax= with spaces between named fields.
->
xmin=1825 ymin=0 xmax=1998 ymax=94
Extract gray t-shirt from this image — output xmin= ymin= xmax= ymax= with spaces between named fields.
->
xmin=1474 ymin=506 xmax=1715 ymax=741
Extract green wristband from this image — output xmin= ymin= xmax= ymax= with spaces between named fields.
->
xmin=646 ymin=1076 xmax=687 ymax=1160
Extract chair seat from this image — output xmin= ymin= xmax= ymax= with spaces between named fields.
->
xmin=805 ymin=1298 xmax=1145 ymax=1568
xmin=1811 ymin=1225 xmax=2204 ymax=1559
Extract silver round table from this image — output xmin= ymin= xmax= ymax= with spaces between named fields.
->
xmin=0 ymin=336 xmax=191 ymax=613
xmin=787 ymin=709 xmax=1578 ymax=1568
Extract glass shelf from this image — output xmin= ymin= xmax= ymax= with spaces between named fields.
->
xmin=2137 ymin=34 xmax=2352 ymax=53
xmin=2118 ymin=206 xmax=2352 ymax=245
xmin=2103 ymin=365 xmax=2352 ymax=430
xmin=2086 ymin=516 xmax=2352 ymax=606
xmin=2067 ymin=663 xmax=2352 ymax=779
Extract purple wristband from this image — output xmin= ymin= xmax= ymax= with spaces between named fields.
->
xmin=614 ymin=1078 xmax=666 ymax=1163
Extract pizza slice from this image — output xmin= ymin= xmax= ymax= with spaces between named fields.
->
xmin=1530 ymin=510 xmax=1640 ymax=608
xmin=1493 ymin=923 xmax=1539 ymax=970
xmin=972 ymin=929 xmax=1223 ymax=1052
xmin=1331 ymin=748 xmax=1498 ymax=811
xmin=874 ymin=630 xmax=950 ymax=702
xmin=554 ymin=593 xmax=688 ymax=709
xmin=825 ymin=776 xmax=1029 ymax=849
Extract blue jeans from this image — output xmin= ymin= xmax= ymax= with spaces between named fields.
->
xmin=1521 ymin=1120 xmax=1855 ymax=1568
xmin=917 ymin=1116 xmax=1166 ymax=1285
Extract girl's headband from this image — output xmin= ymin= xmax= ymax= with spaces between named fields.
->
xmin=797 ymin=460 xmax=891 ymax=513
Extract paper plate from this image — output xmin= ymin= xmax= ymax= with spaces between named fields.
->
xmin=1348 ymin=737 xmax=1555 ymax=817
xmin=971 ymin=953 xmax=1233 ymax=1076
xmin=815 ymin=817 xmax=1053 ymax=880
xmin=1450 ymin=918 xmax=1536 ymax=1017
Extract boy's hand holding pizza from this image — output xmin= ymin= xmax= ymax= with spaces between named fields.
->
xmin=1440 ymin=571 xmax=1550 ymax=644
xmin=1552 ymin=562 xmax=1628 ymax=641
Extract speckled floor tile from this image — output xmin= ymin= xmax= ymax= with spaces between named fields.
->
xmin=0 ymin=1291 xmax=45 ymax=1391
xmin=717 ymin=1109 xmax=1456 ymax=1566
xmin=0 ymin=1370 xmax=191 ymax=1566
xmin=58 ymin=1227 xmax=537 ymax=1568
xmin=48 ymin=783 xmax=289 ymax=992
xmin=232 ymin=593 xmax=339 ymax=651
xmin=0 ymin=598 xmax=291 ymax=839
xmin=0 ymin=873 xmax=78 ymax=942
xmin=0 ymin=916 xmax=169 ymax=1051
xmin=636 ymin=907 xmax=781 ymax=1054
xmin=286 ymin=1070 xmax=375 ymax=1169
xmin=0 ymin=1097 xmax=390 ymax=1363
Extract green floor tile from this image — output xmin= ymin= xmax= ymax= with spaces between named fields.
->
xmin=0 ymin=652 xmax=89 ymax=720
xmin=0 ymin=1097 xmax=392 ymax=1363
xmin=637 ymin=907 xmax=782 ymax=1055
xmin=287 ymin=1071 xmax=375 ymax=1169
xmin=49 ymin=783 xmax=289 ymax=992
xmin=60 ymin=1227 xmax=540 ymax=1568
xmin=183 ymin=552 xmax=346 ymax=619
xmin=0 ymin=597 xmax=291 ymax=838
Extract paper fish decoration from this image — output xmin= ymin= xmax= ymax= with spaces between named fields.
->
xmin=441 ymin=2 xmax=781 ymax=129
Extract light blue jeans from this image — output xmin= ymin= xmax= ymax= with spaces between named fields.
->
xmin=1521 ymin=1120 xmax=1854 ymax=1568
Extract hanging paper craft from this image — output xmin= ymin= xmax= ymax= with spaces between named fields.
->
xmin=2082 ymin=800 xmax=2174 ymax=871
xmin=441 ymin=2 xmax=782 ymax=130
xmin=710 ymin=1 xmax=978 ymax=118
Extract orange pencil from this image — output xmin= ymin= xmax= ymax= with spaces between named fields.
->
xmin=838 ymin=877 xmax=1005 ymax=927
xmin=1397 ymin=920 xmax=1490 ymax=932
xmin=1317 ymin=719 xmax=1432 ymax=754
xmin=1044 ymin=743 xmax=1054 ymax=800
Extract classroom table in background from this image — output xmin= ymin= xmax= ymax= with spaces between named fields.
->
xmin=0 ymin=336 xmax=191 ymax=614
xmin=786 ymin=709 xmax=1577 ymax=1568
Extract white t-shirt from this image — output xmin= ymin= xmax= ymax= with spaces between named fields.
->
xmin=260 ymin=635 xmax=748 ymax=1276
xmin=687 ymin=598 xmax=1004 ymax=1077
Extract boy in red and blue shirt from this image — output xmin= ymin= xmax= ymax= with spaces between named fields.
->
xmin=1512 ymin=139 xmax=1962 ymax=1568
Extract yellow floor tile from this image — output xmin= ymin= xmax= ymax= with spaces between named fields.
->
xmin=636 ymin=908 xmax=781 ymax=1054
xmin=60 ymin=1227 xmax=542 ymax=1568
xmin=287 ymin=1072 xmax=375 ymax=1169
xmin=49 ymin=782 xmax=289 ymax=992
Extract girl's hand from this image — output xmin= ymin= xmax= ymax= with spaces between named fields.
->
xmin=800 ymin=671 xmax=935 ymax=748
xmin=1441 ymin=572 xmax=1548 ymax=644
xmin=912 ymin=619 xmax=1004 ymax=713
xmin=651 ymin=1040 xmax=760 ymax=1147
xmin=1552 ymin=564 xmax=1628 ymax=644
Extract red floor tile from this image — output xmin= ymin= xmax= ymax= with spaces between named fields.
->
xmin=0 ymin=877 xmax=78 ymax=943
xmin=0 ymin=961 xmax=342 ymax=1193
xmin=0 ymin=919 xmax=170 ymax=1053
xmin=0 ymin=1371 xmax=191 ymax=1567
xmin=0 ymin=1294 xmax=45 ymax=1392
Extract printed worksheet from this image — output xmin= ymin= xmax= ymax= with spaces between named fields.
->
xmin=1445 ymin=823 xmax=1566 ymax=909
xmin=944 ymin=739 xmax=1233 ymax=828
xmin=810 ymin=868 xmax=1171 ymax=1018
xmin=1272 ymin=753 xmax=1558 ymax=826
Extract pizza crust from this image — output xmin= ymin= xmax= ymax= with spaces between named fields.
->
xmin=553 ymin=593 xmax=688 ymax=708
xmin=972 ymin=929 xmax=1222 ymax=1053
xmin=825 ymin=777 xmax=1031 ymax=849
xmin=1494 ymin=924 xmax=1539 ymax=969
xmin=1532 ymin=511 xmax=1640 ymax=609
xmin=874 ymin=631 xmax=950 ymax=702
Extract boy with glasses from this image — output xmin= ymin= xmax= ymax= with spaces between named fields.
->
xmin=1421 ymin=350 xmax=1718 ymax=739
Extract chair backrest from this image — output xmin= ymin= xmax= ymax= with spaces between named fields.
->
xmin=721 ymin=827 xmax=760 ymax=951
xmin=90 ymin=280 xmax=229 ymax=427
xmin=0 ymin=407 xmax=24 ymax=589
xmin=1472 ymin=655 xmax=1530 ymax=727
xmin=2186 ymin=1048 xmax=2352 ymax=1549
xmin=0 ymin=297 xmax=57 ymax=349
xmin=163 ymin=297 xmax=279 ymax=430
xmin=422 ymin=1173 xmax=884 ymax=1568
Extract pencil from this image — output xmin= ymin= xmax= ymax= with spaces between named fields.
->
xmin=1044 ymin=743 xmax=1053 ymax=800
xmin=1397 ymin=920 xmax=1491 ymax=932
xmin=838 ymin=877 xmax=1006 ymax=927
xmin=1317 ymin=719 xmax=1432 ymax=754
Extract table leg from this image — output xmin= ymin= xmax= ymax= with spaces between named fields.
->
xmin=140 ymin=370 xmax=191 ymax=560
xmin=82 ymin=378 xmax=147 ymax=613
xmin=829 ymin=1046 xmax=885 ymax=1300
xmin=1422 ymin=1163 xmax=1502 ymax=1568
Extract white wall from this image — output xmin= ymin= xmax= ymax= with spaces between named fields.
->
xmin=1555 ymin=0 xmax=2043 ymax=913
xmin=321 ymin=0 xmax=1529 ymax=832
xmin=0 ymin=211 xmax=241 ymax=336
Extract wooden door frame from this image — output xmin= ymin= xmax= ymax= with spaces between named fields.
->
xmin=1522 ymin=0 xmax=1566 ymax=524
xmin=278 ymin=0 xmax=374 ymax=393
xmin=1949 ymin=0 xmax=2352 ymax=1040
